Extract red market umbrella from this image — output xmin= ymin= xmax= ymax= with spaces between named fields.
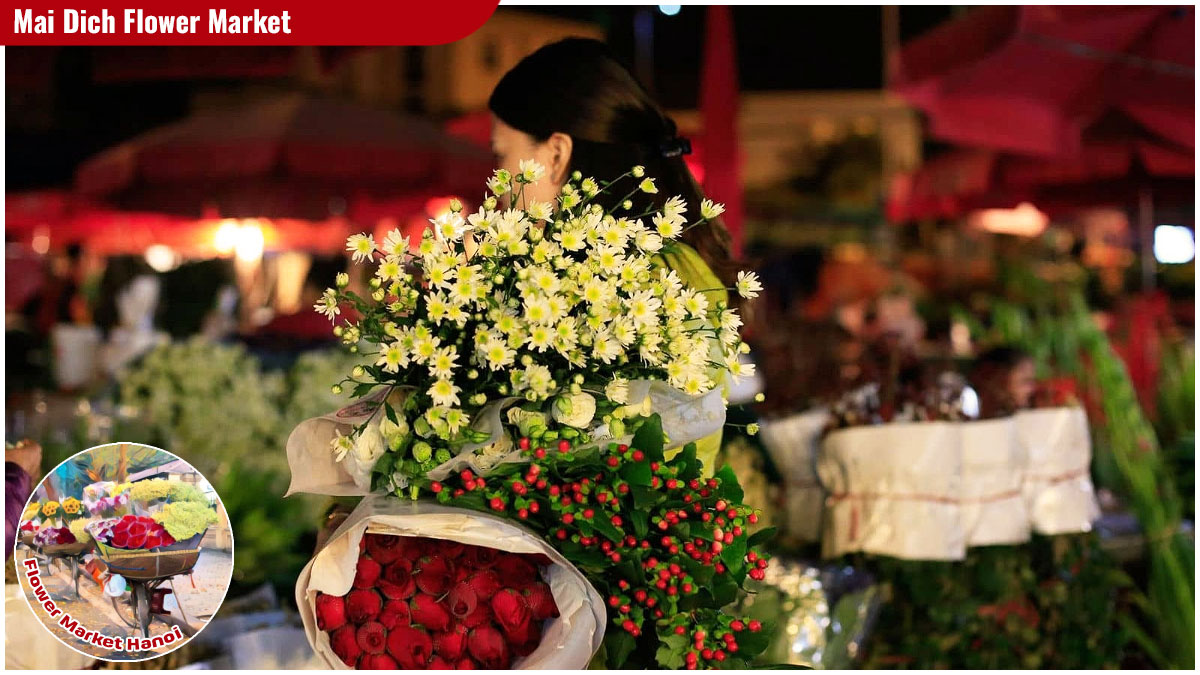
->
xmin=76 ymin=94 xmax=493 ymax=220
xmin=892 ymin=5 xmax=1194 ymax=158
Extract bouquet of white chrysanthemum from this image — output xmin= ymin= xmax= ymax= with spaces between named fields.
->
xmin=293 ymin=162 xmax=761 ymax=497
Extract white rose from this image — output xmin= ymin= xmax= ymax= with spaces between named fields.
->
xmin=344 ymin=421 xmax=386 ymax=491
xmin=551 ymin=392 xmax=596 ymax=429
xmin=506 ymin=407 xmax=548 ymax=438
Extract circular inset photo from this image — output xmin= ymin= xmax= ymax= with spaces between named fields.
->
xmin=11 ymin=442 xmax=234 ymax=661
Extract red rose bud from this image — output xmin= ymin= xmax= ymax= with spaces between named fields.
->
xmin=357 ymin=621 xmax=387 ymax=654
xmin=358 ymin=653 xmax=398 ymax=670
xmin=365 ymin=533 xmax=408 ymax=565
xmin=434 ymin=624 xmax=469 ymax=661
xmin=346 ymin=589 xmax=382 ymax=623
xmin=467 ymin=625 xmax=511 ymax=669
xmin=447 ymin=581 xmax=478 ymax=618
xmin=455 ymin=658 xmax=476 ymax=669
xmin=379 ymin=599 xmax=411 ymax=630
xmin=330 ymin=625 xmax=361 ymax=666
xmin=354 ymin=556 xmax=382 ymax=589
xmin=315 ymin=592 xmax=348 ymax=631
xmin=462 ymin=600 xmax=493 ymax=629
xmin=379 ymin=558 xmax=417 ymax=600
xmin=429 ymin=655 xmax=454 ymax=669
xmin=521 ymin=581 xmax=558 ymax=620
xmin=494 ymin=555 xmax=537 ymax=584
xmin=511 ymin=619 xmax=543 ymax=657
xmin=411 ymin=593 xmax=451 ymax=632
xmin=387 ymin=625 xmax=434 ymax=669
xmin=416 ymin=555 xmax=454 ymax=595
xmin=490 ymin=588 xmax=531 ymax=636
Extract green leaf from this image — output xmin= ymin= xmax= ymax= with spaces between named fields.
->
xmin=713 ymin=575 xmax=738 ymax=607
xmin=720 ymin=537 xmax=747 ymax=573
xmin=655 ymin=632 xmax=688 ymax=669
xmin=746 ymin=526 xmax=777 ymax=548
xmin=593 ymin=516 xmax=623 ymax=543
xmin=631 ymin=510 xmax=649 ymax=539
xmin=631 ymin=414 xmax=665 ymax=461
xmin=384 ymin=402 xmax=399 ymax=425
xmin=606 ymin=631 xmax=637 ymax=668
xmin=714 ymin=465 xmax=744 ymax=504
xmin=621 ymin=460 xmax=653 ymax=487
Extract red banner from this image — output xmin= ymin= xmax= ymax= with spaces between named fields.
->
xmin=1 ymin=1 xmax=499 ymax=45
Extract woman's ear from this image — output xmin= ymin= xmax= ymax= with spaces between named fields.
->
xmin=545 ymin=132 xmax=574 ymax=185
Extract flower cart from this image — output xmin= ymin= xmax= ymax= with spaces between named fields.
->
xmin=97 ymin=530 xmax=206 ymax=639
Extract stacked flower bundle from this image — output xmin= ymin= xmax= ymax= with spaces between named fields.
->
xmin=33 ymin=526 xmax=76 ymax=547
xmin=294 ymin=164 xmax=772 ymax=669
xmin=82 ymin=481 xmax=130 ymax=516
xmin=90 ymin=515 xmax=176 ymax=550
xmin=315 ymin=533 xmax=559 ymax=669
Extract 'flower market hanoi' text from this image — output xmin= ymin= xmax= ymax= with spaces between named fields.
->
xmin=13 ymin=9 xmax=293 ymax=35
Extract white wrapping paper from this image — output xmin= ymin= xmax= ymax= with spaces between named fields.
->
xmin=818 ymin=422 xmax=965 ymax=560
xmin=295 ymin=495 xmax=606 ymax=670
xmin=758 ymin=409 xmax=829 ymax=543
xmin=287 ymin=380 xmax=725 ymax=496
xmin=1014 ymin=407 xmax=1100 ymax=535
xmin=960 ymin=418 xmax=1030 ymax=546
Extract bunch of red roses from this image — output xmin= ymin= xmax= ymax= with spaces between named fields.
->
xmin=419 ymin=416 xmax=775 ymax=669
xmin=315 ymin=533 xmax=560 ymax=669
xmin=95 ymin=514 xmax=176 ymax=550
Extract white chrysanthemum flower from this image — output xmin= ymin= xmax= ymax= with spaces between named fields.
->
xmin=377 ymin=341 xmax=408 ymax=373
xmin=612 ymin=321 xmax=638 ymax=347
xmin=605 ymin=377 xmax=630 ymax=404
xmin=467 ymin=206 xmax=496 ymax=232
xmin=429 ymin=346 xmax=459 ymax=379
xmin=330 ymin=430 xmax=353 ymax=462
xmin=529 ymin=266 xmax=560 ymax=295
xmin=429 ymin=378 xmax=461 ymax=407
xmin=681 ymin=372 xmax=713 ymax=396
xmin=526 ymin=324 xmax=553 ymax=352
xmin=482 ymin=338 xmax=515 ymax=370
xmin=639 ymin=178 xmax=658 ymax=194
xmin=627 ymin=289 xmax=663 ymax=328
xmin=592 ymin=245 xmax=625 ymax=276
xmin=376 ymin=256 xmax=403 ymax=282
xmin=580 ymin=177 xmax=599 ymax=195
xmin=346 ymin=233 xmax=376 ymax=262
xmin=526 ymin=201 xmax=554 ymax=222
xmin=635 ymin=230 xmax=663 ymax=252
xmin=314 ymin=289 xmax=340 ymax=320
xmin=662 ymin=196 xmax=687 ymax=220
xmin=592 ymin=329 xmax=621 ymax=364
xmin=653 ymin=213 xmax=684 ymax=239
xmin=484 ymin=172 xmax=508 ymax=194
xmin=700 ymin=199 xmax=726 ymax=220
xmin=556 ymin=227 xmax=586 ymax=251
xmin=444 ymin=407 xmax=470 ymax=436
xmin=736 ymin=271 xmax=763 ymax=299
xmin=431 ymin=211 xmax=469 ymax=243
xmin=726 ymin=353 xmax=756 ymax=380
xmin=523 ymin=296 xmax=555 ymax=325
xmin=413 ymin=334 xmax=440 ymax=363
xmin=682 ymin=289 xmax=709 ymax=318
xmin=559 ymin=188 xmax=581 ymax=210
xmin=518 ymin=159 xmax=546 ymax=184
xmin=381 ymin=229 xmax=410 ymax=256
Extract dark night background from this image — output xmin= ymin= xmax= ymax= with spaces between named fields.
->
xmin=6 ymin=5 xmax=956 ymax=192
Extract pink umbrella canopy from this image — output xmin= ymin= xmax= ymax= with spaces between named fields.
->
xmin=75 ymin=94 xmax=493 ymax=220
xmin=892 ymin=5 xmax=1194 ymax=157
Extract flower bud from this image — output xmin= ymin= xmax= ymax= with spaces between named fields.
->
xmin=632 ymin=166 xmax=645 ymax=178
xmin=449 ymin=198 xmax=462 ymax=212
xmin=335 ymin=272 xmax=350 ymax=288
xmin=352 ymin=366 xmax=365 ymax=378
xmin=331 ymin=384 xmax=343 ymax=395
xmin=370 ymin=277 xmax=382 ymax=289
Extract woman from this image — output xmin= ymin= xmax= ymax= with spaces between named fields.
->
xmin=489 ymin=37 xmax=740 ymax=471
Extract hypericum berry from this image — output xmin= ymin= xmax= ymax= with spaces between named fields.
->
xmin=731 ymin=620 xmax=745 ymax=632
xmin=489 ymin=497 xmax=504 ymax=511
xmin=558 ymin=440 xmax=571 ymax=453
xmin=608 ymin=596 xmax=621 ymax=607
xmin=461 ymin=470 xmax=474 ymax=481
xmin=748 ymin=620 xmax=762 ymax=632
xmin=562 ymin=513 xmax=574 ymax=524
xmin=748 ymin=513 xmax=759 ymax=524
xmin=517 ymin=508 xmax=529 ymax=519
xmin=518 ymin=437 xmax=531 ymax=450
xmin=534 ymin=447 xmax=547 ymax=459
xmin=675 ymin=625 xmax=686 ymax=635
xmin=632 ymin=450 xmax=645 ymax=461
xmin=606 ymin=457 xmax=620 ymax=467
xmin=430 ymin=482 xmax=443 ymax=493
xmin=715 ymin=500 xmax=727 ymax=511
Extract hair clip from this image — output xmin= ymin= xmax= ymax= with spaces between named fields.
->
xmin=659 ymin=137 xmax=692 ymax=158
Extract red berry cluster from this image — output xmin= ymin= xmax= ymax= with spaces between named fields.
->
xmin=314 ymin=533 xmax=560 ymax=670
xmin=429 ymin=422 xmax=771 ymax=669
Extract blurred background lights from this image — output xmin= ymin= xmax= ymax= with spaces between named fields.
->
xmin=143 ymin=244 xmax=179 ymax=272
xmin=214 ymin=219 xmax=241 ymax=255
xmin=1153 ymin=225 xmax=1195 ymax=264
xmin=234 ymin=222 xmax=266 ymax=262
xmin=658 ymin=5 xmax=681 ymax=17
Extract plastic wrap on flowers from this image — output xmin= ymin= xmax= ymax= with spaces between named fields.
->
xmin=959 ymin=418 xmax=1030 ymax=546
xmin=1014 ymin=407 xmax=1100 ymax=535
xmin=818 ymin=422 xmax=964 ymax=560
xmin=296 ymin=495 xmax=605 ymax=669
xmin=758 ymin=409 xmax=829 ymax=543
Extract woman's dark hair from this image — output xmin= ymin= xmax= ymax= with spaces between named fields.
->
xmin=489 ymin=38 xmax=737 ymax=286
